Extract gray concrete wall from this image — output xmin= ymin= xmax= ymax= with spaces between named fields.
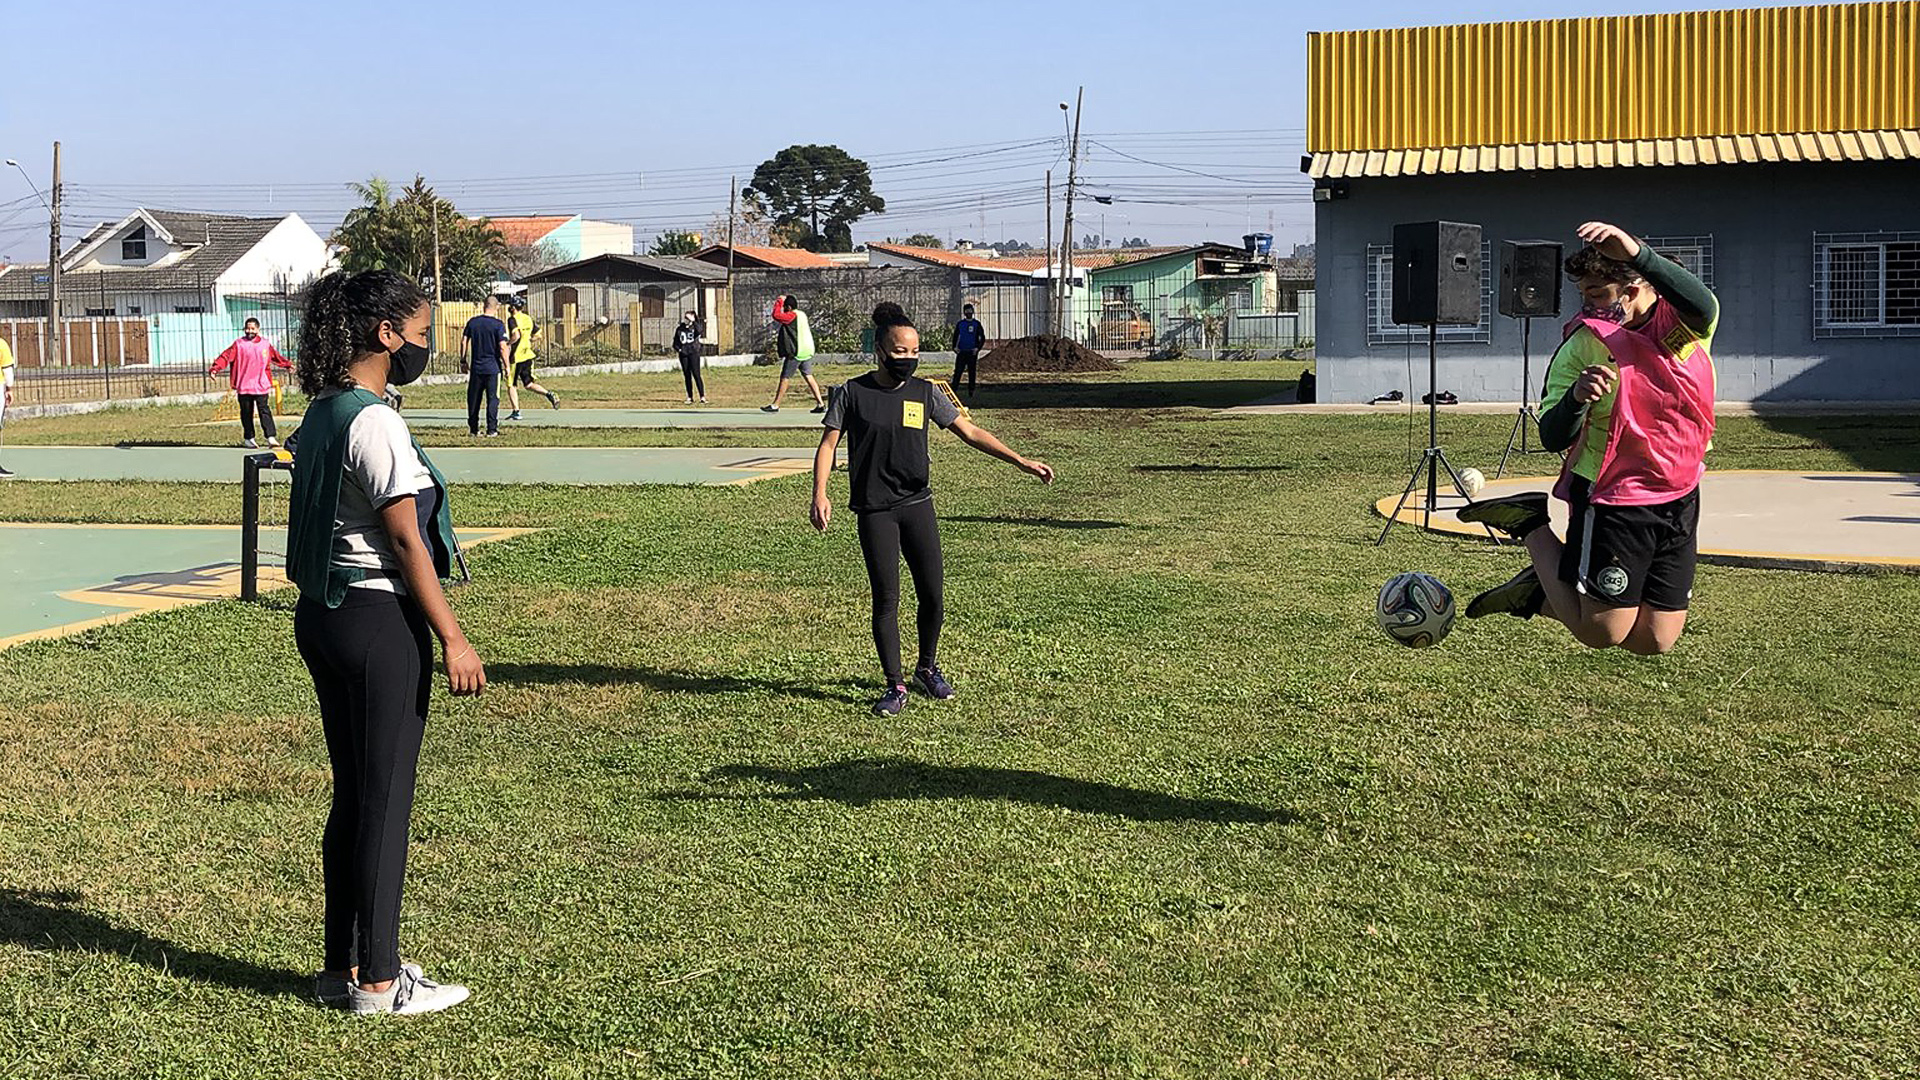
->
xmin=1314 ymin=162 xmax=1920 ymax=403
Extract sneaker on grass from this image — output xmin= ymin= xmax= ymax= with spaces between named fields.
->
xmin=324 ymin=965 xmax=469 ymax=1016
xmin=1466 ymin=565 xmax=1546 ymax=619
xmin=1456 ymin=491 xmax=1550 ymax=539
xmin=872 ymin=684 xmax=909 ymax=717
xmin=913 ymin=665 xmax=955 ymax=700
xmin=545 ymin=390 xmax=560 ymax=409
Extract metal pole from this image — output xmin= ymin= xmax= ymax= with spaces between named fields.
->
xmin=1061 ymin=87 xmax=1083 ymax=341
xmin=726 ymin=176 xmax=737 ymax=285
xmin=1045 ymin=169 xmax=1053 ymax=335
xmin=240 ymin=456 xmax=261 ymax=602
xmin=48 ymin=140 xmax=62 ymax=368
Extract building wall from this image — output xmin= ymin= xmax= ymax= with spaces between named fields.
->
xmin=1085 ymin=252 xmax=1267 ymax=348
xmin=1313 ymin=161 xmax=1920 ymax=403
xmin=579 ymin=220 xmax=635 ymax=258
xmin=217 ymin=214 xmax=332 ymax=293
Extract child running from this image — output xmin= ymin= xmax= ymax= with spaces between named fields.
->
xmin=210 ymin=317 xmax=294 ymax=448
xmin=812 ymin=302 xmax=1056 ymax=716
xmin=1458 ymin=221 xmax=1717 ymax=656
xmin=288 ymin=268 xmax=482 ymax=1016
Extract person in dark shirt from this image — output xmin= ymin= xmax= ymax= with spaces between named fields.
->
xmin=461 ymin=296 xmax=511 ymax=437
xmin=672 ymin=311 xmax=706 ymax=404
xmin=813 ymin=301 xmax=1056 ymax=717
xmin=951 ymin=303 xmax=986 ymax=397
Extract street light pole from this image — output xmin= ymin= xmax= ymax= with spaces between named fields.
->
xmin=7 ymin=146 xmax=60 ymax=365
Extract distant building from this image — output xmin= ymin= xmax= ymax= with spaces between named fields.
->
xmin=690 ymin=244 xmax=837 ymax=270
xmin=517 ymin=253 xmax=729 ymax=353
xmin=487 ymin=214 xmax=634 ymax=263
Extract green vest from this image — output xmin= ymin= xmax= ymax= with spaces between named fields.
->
xmin=287 ymin=387 xmax=458 ymax=607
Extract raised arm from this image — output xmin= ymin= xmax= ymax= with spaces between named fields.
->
xmin=947 ymin=416 xmax=1053 ymax=482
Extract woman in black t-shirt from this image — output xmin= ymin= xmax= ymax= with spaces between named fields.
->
xmin=813 ymin=302 xmax=1055 ymax=717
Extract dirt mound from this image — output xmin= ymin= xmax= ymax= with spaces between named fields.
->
xmin=979 ymin=334 xmax=1120 ymax=374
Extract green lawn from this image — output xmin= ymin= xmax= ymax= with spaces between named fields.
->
xmin=0 ymin=364 xmax=1915 ymax=1078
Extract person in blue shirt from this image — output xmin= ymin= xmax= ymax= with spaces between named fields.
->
xmin=951 ymin=304 xmax=986 ymax=397
xmin=460 ymin=296 xmax=510 ymax=437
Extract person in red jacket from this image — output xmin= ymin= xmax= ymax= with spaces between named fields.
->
xmin=211 ymin=317 xmax=295 ymax=448
xmin=763 ymin=294 xmax=826 ymax=414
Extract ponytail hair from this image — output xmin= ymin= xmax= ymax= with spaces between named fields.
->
xmin=297 ymin=269 xmax=428 ymax=396
xmin=872 ymin=301 xmax=915 ymax=348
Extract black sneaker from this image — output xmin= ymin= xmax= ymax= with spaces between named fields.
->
xmin=1466 ymin=565 xmax=1545 ymax=619
xmin=506 ymin=410 xmax=522 ymax=421
xmin=1457 ymin=492 xmax=1550 ymax=539
xmin=761 ymin=404 xmax=780 ymax=413
xmin=545 ymin=391 xmax=560 ymax=409
xmin=913 ymin=665 xmax=955 ymax=700
xmin=0 ymin=465 xmax=13 ymax=480
xmin=809 ymin=404 xmax=826 ymax=414
xmin=872 ymin=684 xmax=909 ymax=717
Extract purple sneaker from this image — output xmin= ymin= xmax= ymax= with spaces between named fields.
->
xmin=913 ymin=665 xmax=955 ymax=700
xmin=872 ymin=684 xmax=909 ymax=717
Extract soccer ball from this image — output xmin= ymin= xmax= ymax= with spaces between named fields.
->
xmin=1376 ymin=572 xmax=1456 ymax=648
xmin=1458 ymin=467 xmax=1486 ymax=497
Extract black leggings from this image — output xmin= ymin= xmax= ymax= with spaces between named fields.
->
xmin=467 ymin=372 xmax=499 ymax=434
xmin=952 ymin=350 xmax=978 ymax=395
xmin=856 ymin=498 xmax=945 ymax=685
xmin=294 ymin=589 xmax=432 ymax=984
xmin=238 ymin=393 xmax=277 ymax=441
xmin=679 ymin=351 xmax=704 ymax=399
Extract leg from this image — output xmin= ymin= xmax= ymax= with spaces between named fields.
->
xmin=680 ymin=355 xmax=697 ymax=401
xmin=1620 ymin=490 xmax=1700 ymax=656
xmin=856 ymin=509 xmax=906 ymax=685
xmin=485 ymin=373 xmax=500 ymax=434
xmin=1622 ymin=607 xmax=1688 ymax=655
xmin=239 ymin=394 xmax=257 ymax=441
xmin=895 ymin=498 xmax=945 ymax=670
xmin=466 ymin=376 xmax=482 ymax=434
xmin=802 ymin=368 xmax=824 ymax=406
xmin=295 ymin=598 xmax=363 ymax=977
xmin=256 ymin=396 xmax=278 ymax=441
xmin=506 ymin=374 xmax=522 ymax=415
xmin=691 ymin=357 xmax=705 ymax=400
xmin=770 ymin=372 xmax=791 ymax=407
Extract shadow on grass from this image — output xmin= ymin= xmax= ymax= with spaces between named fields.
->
xmin=669 ymin=757 xmax=1301 ymax=825
xmin=1745 ymin=412 xmax=1920 ymax=473
xmin=972 ymin=379 xmax=1293 ymax=410
xmin=483 ymin=662 xmax=866 ymax=704
xmin=943 ymin=515 xmax=1130 ymax=530
xmin=1133 ymin=463 xmax=1293 ymax=474
xmin=0 ymin=887 xmax=303 ymax=998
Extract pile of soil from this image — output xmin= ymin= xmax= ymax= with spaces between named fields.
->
xmin=979 ymin=334 xmax=1120 ymax=374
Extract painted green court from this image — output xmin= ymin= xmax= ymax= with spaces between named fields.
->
xmin=0 ymin=445 xmax=819 ymax=486
xmin=200 ymin=407 xmax=820 ymax=429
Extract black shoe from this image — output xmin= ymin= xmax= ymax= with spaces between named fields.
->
xmin=1467 ymin=565 xmax=1545 ymax=619
xmin=1370 ymin=389 xmax=1404 ymax=404
xmin=872 ymin=684 xmax=909 ymax=717
xmin=545 ymin=391 xmax=559 ymax=409
xmin=761 ymin=404 xmax=780 ymax=413
xmin=913 ymin=665 xmax=955 ymax=700
xmin=810 ymin=404 xmax=826 ymax=414
xmin=1457 ymin=492 xmax=1550 ymax=539
xmin=0 ymin=465 xmax=13 ymax=480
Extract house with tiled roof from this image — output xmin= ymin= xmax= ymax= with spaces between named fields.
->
xmin=484 ymin=214 xmax=634 ymax=262
xmin=690 ymin=244 xmax=837 ymax=270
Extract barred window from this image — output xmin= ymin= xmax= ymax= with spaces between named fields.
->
xmin=1366 ymin=243 xmax=1492 ymax=346
xmin=1640 ymin=235 xmax=1714 ymax=288
xmin=1815 ymin=233 xmax=1920 ymax=338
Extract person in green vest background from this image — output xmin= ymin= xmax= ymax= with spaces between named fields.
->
xmin=288 ymin=267 xmax=484 ymax=1016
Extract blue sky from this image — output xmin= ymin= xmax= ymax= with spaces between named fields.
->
xmin=0 ymin=0 xmax=1807 ymax=261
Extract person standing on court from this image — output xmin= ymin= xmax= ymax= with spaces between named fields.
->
xmin=287 ymin=267 xmax=481 ymax=1016
xmin=951 ymin=303 xmax=985 ymax=398
xmin=503 ymin=294 xmax=558 ymax=420
xmin=763 ymin=294 xmax=826 ymax=414
xmin=812 ymin=302 xmax=1056 ymax=717
xmin=462 ymin=295 xmax=510 ymax=437
xmin=210 ymin=317 xmax=294 ymax=448
xmin=673 ymin=310 xmax=707 ymax=404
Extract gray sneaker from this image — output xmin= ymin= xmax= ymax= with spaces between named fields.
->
xmin=323 ymin=964 xmax=470 ymax=1016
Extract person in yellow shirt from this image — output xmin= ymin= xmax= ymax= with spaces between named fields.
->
xmin=502 ymin=294 xmax=558 ymax=420
xmin=0 ymin=334 xmax=16 ymax=479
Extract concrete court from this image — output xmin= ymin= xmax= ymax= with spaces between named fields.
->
xmin=0 ymin=445 xmax=819 ymax=486
xmin=1376 ymin=470 xmax=1920 ymax=572
xmin=197 ymin=407 xmax=821 ymax=430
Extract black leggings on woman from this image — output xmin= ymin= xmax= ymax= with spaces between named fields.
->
xmin=678 ymin=351 xmax=704 ymax=399
xmin=238 ymin=393 xmax=277 ymax=441
xmin=293 ymin=588 xmax=432 ymax=984
xmin=856 ymin=497 xmax=945 ymax=685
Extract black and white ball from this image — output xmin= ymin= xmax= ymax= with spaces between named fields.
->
xmin=1376 ymin=572 xmax=1456 ymax=648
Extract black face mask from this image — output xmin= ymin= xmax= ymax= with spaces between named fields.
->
xmin=388 ymin=334 xmax=431 ymax=386
xmin=882 ymin=356 xmax=919 ymax=380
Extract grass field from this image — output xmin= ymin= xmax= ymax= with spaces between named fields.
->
xmin=1 ymin=362 xmax=1916 ymax=1078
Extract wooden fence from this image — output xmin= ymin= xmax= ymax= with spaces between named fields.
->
xmin=0 ymin=317 xmax=151 ymax=367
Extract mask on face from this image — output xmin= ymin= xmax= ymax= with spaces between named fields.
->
xmin=387 ymin=332 xmax=431 ymax=386
xmin=882 ymin=356 xmax=919 ymax=380
xmin=1580 ymin=299 xmax=1629 ymax=325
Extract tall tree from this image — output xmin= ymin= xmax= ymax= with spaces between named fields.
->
xmin=331 ymin=175 xmax=505 ymax=301
xmin=648 ymin=230 xmax=701 ymax=256
xmin=893 ymin=233 xmax=944 ymax=249
xmin=742 ymin=145 xmax=885 ymax=253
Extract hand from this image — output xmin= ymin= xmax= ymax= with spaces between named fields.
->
xmin=444 ymin=641 xmax=486 ymax=696
xmin=459 ymin=360 xmax=470 ymax=374
xmin=1573 ymin=365 xmax=1616 ymax=404
xmin=1576 ymin=221 xmax=1641 ymax=261
xmin=3 ymin=388 xmax=10 ymax=407
xmin=1022 ymin=459 xmax=1056 ymax=484
xmin=810 ymin=494 xmax=832 ymax=531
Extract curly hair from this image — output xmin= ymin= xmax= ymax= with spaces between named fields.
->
xmin=872 ymin=300 xmax=916 ymax=348
xmin=297 ymin=269 xmax=428 ymax=396
xmin=1563 ymin=245 xmax=1645 ymax=286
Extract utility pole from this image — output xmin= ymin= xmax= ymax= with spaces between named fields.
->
xmin=431 ymin=210 xmax=443 ymax=305
xmin=726 ymin=176 xmax=737 ymax=285
xmin=48 ymin=140 xmax=62 ymax=367
xmin=1045 ymin=169 xmax=1054 ymax=335
xmin=1060 ymin=87 xmax=1083 ymax=343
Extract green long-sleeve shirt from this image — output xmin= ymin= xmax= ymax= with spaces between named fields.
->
xmin=1537 ymin=244 xmax=1720 ymax=470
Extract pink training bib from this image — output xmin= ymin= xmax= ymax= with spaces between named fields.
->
xmin=1556 ymin=302 xmax=1715 ymax=507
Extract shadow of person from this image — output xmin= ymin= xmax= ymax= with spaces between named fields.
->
xmin=942 ymin=515 xmax=1129 ymax=530
xmin=669 ymin=757 xmax=1302 ymax=825
xmin=482 ymin=663 xmax=867 ymax=705
xmin=1133 ymin=464 xmax=1294 ymax=474
xmin=0 ymin=887 xmax=303 ymax=998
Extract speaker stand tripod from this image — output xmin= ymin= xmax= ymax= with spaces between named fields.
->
xmin=1376 ymin=323 xmax=1491 ymax=546
xmin=1495 ymin=316 xmax=1557 ymax=478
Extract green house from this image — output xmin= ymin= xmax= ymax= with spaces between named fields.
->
xmin=1077 ymin=243 xmax=1313 ymax=352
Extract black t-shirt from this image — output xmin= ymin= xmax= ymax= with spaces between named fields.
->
xmin=821 ymin=372 xmax=961 ymax=513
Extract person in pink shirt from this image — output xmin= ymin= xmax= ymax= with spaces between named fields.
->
xmin=211 ymin=317 xmax=295 ymax=448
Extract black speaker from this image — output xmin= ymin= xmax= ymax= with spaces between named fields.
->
xmin=1391 ymin=221 xmax=1482 ymax=326
xmin=1498 ymin=240 xmax=1564 ymax=318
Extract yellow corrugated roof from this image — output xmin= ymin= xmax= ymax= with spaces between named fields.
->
xmin=1307 ymin=128 xmax=1920 ymax=178
xmin=1308 ymin=3 xmax=1920 ymax=154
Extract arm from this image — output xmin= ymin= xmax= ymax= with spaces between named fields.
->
xmin=210 ymin=341 xmax=239 ymax=374
xmin=1536 ymin=329 xmax=1615 ymax=454
xmin=269 ymin=344 xmax=293 ymax=369
xmin=771 ymin=297 xmax=796 ymax=324
xmin=376 ymin=496 xmax=485 ymax=695
xmin=947 ymin=416 xmax=1054 ymax=482
xmin=1578 ymin=221 xmax=1717 ymax=335
xmin=811 ymin=428 xmax=842 ymax=530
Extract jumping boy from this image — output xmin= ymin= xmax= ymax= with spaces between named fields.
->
xmin=1458 ymin=221 xmax=1717 ymax=656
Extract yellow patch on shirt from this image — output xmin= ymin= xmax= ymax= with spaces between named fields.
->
xmin=1662 ymin=323 xmax=1702 ymax=362
xmin=901 ymin=401 xmax=925 ymax=429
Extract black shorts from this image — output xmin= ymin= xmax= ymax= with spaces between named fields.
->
xmin=511 ymin=360 xmax=537 ymax=386
xmin=1560 ymin=477 xmax=1700 ymax=611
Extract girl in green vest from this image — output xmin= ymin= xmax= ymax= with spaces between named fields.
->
xmin=289 ymin=268 xmax=484 ymax=1016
